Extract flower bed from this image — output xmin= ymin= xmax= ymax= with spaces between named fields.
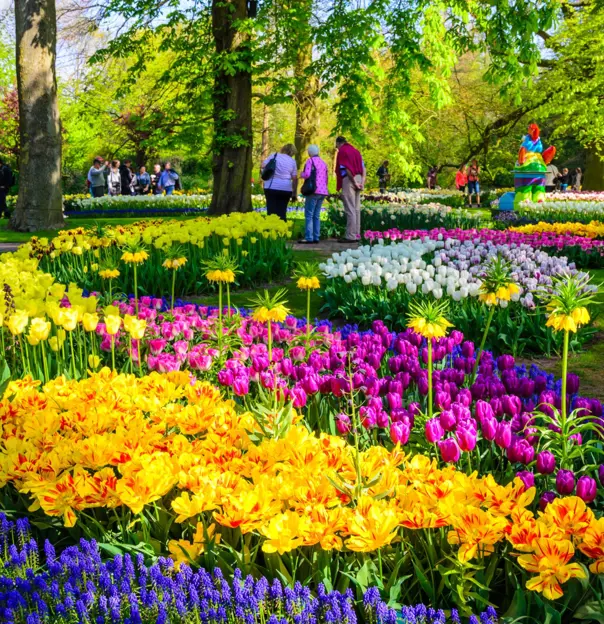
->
xmin=0 ymin=514 xmax=503 ymax=624
xmin=325 ymin=203 xmax=484 ymax=237
xmin=320 ymin=238 xmax=596 ymax=354
xmin=21 ymin=213 xmax=293 ymax=297
xmin=363 ymin=227 xmax=604 ymax=267
xmin=518 ymin=200 xmax=604 ymax=224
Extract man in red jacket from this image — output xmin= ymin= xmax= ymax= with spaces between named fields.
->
xmin=335 ymin=136 xmax=366 ymax=243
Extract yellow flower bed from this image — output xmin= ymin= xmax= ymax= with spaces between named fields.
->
xmin=24 ymin=213 xmax=291 ymax=258
xmin=510 ymin=221 xmax=604 ymax=238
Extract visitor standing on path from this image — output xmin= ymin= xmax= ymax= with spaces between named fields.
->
xmin=137 ymin=166 xmax=151 ymax=194
xmin=119 ymin=160 xmax=134 ymax=196
xmin=158 ymin=162 xmax=179 ymax=195
xmin=107 ymin=160 xmax=122 ymax=196
xmin=573 ymin=167 xmax=582 ymax=191
xmin=467 ymin=160 xmax=481 ymax=207
xmin=88 ymin=157 xmax=108 ymax=198
xmin=377 ymin=160 xmax=390 ymax=193
xmin=151 ymin=164 xmax=162 ymax=194
xmin=335 ymin=136 xmax=365 ymax=243
xmin=299 ymin=144 xmax=329 ymax=244
xmin=261 ymin=144 xmax=298 ymax=221
xmin=455 ymin=164 xmax=468 ymax=192
xmin=0 ymin=158 xmax=14 ymax=218
xmin=544 ymin=162 xmax=559 ymax=192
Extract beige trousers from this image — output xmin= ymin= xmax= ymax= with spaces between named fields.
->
xmin=341 ymin=176 xmax=361 ymax=240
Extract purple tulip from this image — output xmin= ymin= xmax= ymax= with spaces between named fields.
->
xmin=461 ymin=341 xmax=475 ymax=358
xmin=495 ymin=421 xmax=512 ymax=449
xmin=232 ymin=376 xmax=249 ymax=396
xmin=336 ymin=413 xmax=351 ymax=435
xmin=576 ymin=475 xmax=597 ymax=503
xmin=539 ymin=491 xmax=557 ymax=511
xmin=439 ymin=410 xmax=457 ymax=432
xmin=555 ymin=469 xmax=575 ymax=495
xmin=497 ymin=354 xmax=515 ymax=371
xmin=456 ymin=427 xmax=477 ymax=452
xmin=481 ymin=415 xmax=498 ymax=442
xmin=217 ymin=368 xmax=234 ymax=386
xmin=386 ymin=392 xmax=403 ymax=411
xmin=569 ymin=433 xmax=582 ymax=446
xmin=516 ymin=470 xmax=535 ymax=490
xmin=439 ymin=438 xmax=461 ymax=463
xmin=502 ymin=395 xmax=522 ymax=417
xmin=425 ymin=418 xmax=445 ymax=443
xmin=390 ymin=422 xmax=410 ymax=446
xmin=566 ymin=373 xmax=580 ymax=395
xmin=475 ymin=400 xmax=494 ymax=424
xmin=435 ymin=391 xmax=451 ymax=411
xmin=536 ymin=450 xmax=556 ymax=475
xmin=290 ymin=387 xmax=307 ymax=409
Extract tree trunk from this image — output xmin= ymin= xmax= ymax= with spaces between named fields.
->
xmin=209 ymin=0 xmax=253 ymax=215
xmin=293 ymin=40 xmax=319 ymax=168
xmin=261 ymin=102 xmax=270 ymax=161
xmin=583 ymin=145 xmax=604 ymax=190
xmin=11 ymin=0 xmax=64 ymax=232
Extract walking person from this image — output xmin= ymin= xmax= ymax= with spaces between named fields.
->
xmin=299 ymin=144 xmax=329 ymax=244
xmin=455 ymin=164 xmax=468 ymax=193
xmin=261 ymin=144 xmax=298 ymax=221
xmin=0 ymin=158 xmax=14 ymax=219
xmin=573 ymin=167 xmax=582 ymax=191
xmin=137 ymin=166 xmax=151 ymax=194
xmin=151 ymin=164 xmax=162 ymax=194
xmin=335 ymin=136 xmax=365 ymax=243
xmin=88 ymin=157 xmax=107 ymax=198
xmin=544 ymin=162 xmax=559 ymax=192
xmin=119 ymin=160 xmax=134 ymax=195
xmin=158 ymin=162 xmax=179 ymax=195
xmin=107 ymin=160 xmax=122 ymax=196
xmin=467 ymin=160 xmax=481 ymax=207
xmin=377 ymin=160 xmax=390 ymax=193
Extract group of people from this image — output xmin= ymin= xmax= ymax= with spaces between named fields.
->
xmin=454 ymin=160 xmax=482 ymax=207
xmin=545 ymin=164 xmax=582 ymax=192
xmin=87 ymin=158 xmax=181 ymax=198
xmin=260 ymin=136 xmax=365 ymax=244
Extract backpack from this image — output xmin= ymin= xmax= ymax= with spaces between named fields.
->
xmin=301 ymin=158 xmax=317 ymax=196
xmin=261 ymin=153 xmax=278 ymax=181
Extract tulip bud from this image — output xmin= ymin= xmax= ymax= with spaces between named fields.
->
xmin=435 ymin=391 xmax=451 ymax=411
xmin=566 ymin=373 xmax=580 ymax=395
xmin=425 ymin=418 xmax=445 ymax=443
xmin=439 ymin=438 xmax=461 ymax=463
xmin=439 ymin=410 xmax=457 ymax=432
xmin=475 ymin=400 xmax=494 ymax=424
xmin=456 ymin=427 xmax=477 ymax=452
xmin=516 ymin=470 xmax=535 ymax=490
xmin=555 ymin=469 xmax=575 ymax=495
xmin=576 ymin=475 xmax=597 ymax=503
xmin=387 ymin=392 xmax=403 ymax=411
xmin=481 ymin=415 xmax=498 ymax=442
xmin=336 ymin=413 xmax=351 ymax=435
xmin=536 ymin=450 xmax=556 ymax=474
xmin=495 ymin=421 xmax=512 ymax=449
xmin=539 ymin=491 xmax=557 ymax=511
xmin=390 ymin=422 xmax=410 ymax=446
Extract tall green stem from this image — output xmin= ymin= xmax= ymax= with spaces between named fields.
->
xmin=227 ymin=283 xmax=231 ymax=318
xmin=69 ymin=332 xmax=76 ymax=379
xmin=471 ymin=305 xmax=496 ymax=383
xmin=561 ymin=329 xmax=569 ymax=423
xmin=111 ymin=337 xmax=116 ymax=371
xmin=218 ymin=283 xmax=223 ymax=351
xmin=40 ymin=341 xmax=49 ymax=382
xmin=306 ymin=290 xmax=311 ymax=346
xmin=267 ymin=321 xmax=272 ymax=361
xmin=427 ymin=337 xmax=433 ymax=420
xmin=171 ymin=270 xmax=176 ymax=313
xmin=133 ymin=266 xmax=139 ymax=315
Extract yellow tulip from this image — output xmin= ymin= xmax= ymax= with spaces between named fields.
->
xmin=105 ymin=315 xmax=122 ymax=336
xmin=7 ymin=311 xmax=29 ymax=336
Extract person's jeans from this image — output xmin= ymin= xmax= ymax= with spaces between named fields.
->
xmin=165 ymin=186 xmax=174 ymax=195
xmin=304 ymin=194 xmax=325 ymax=241
xmin=91 ymin=186 xmax=105 ymax=198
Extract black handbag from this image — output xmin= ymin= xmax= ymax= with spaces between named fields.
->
xmin=301 ymin=158 xmax=317 ymax=196
xmin=261 ymin=153 xmax=278 ymax=181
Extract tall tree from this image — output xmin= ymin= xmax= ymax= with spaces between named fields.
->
xmin=11 ymin=0 xmax=64 ymax=231
xmin=209 ymin=0 xmax=254 ymax=214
